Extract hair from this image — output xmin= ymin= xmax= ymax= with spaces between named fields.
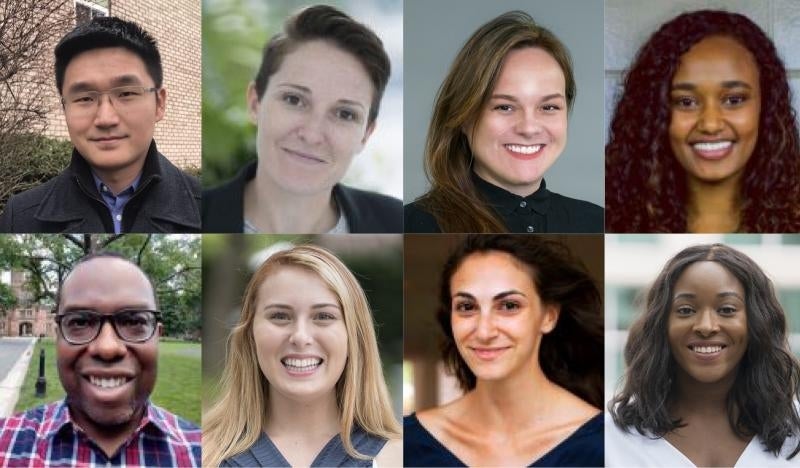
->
xmin=606 ymin=10 xmax=800 ymax=232
xmin=415 ymin=11 xmax=576 ymax=232
xmin=54 ymin=16 xmax=163 ymax=94
xmin=252 ymin=4 xmax=390 ymax=126
xmin=436 ymin=235 xmax=603 ymax=408
xmin=202 ymin=245 xmax=400 ymax=467
xmin=610 ymin=244 xmax=800 ymax=459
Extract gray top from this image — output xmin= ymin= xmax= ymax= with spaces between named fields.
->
xmin=221 ymin=426 xmax=387 ymax=467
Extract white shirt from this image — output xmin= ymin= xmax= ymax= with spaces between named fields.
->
xmin=606 ymin=413 xmax=799 ymax=467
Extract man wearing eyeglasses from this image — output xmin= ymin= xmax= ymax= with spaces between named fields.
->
xmin=0 ymin=16 xmax=201 ymax=233
xmin=0 ymin=253 xmax=201 ymax=466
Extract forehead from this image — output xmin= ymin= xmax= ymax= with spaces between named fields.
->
xmin=60 ymin=257 xmax=155 ymax=310
xmin=452 ymin=251 xmax=534 ymax=287
xmin=493 ymin=47 xmax=566 ymax=94
xmin=63 ymin=46 xmax=151 ymax=88
xmin=672 ymin=35 xmax=759 ymax=85
xmin=257 ymin=265 xmax=338 ymax=302
xmin=674 ymin=261 xmax=744 ymax=294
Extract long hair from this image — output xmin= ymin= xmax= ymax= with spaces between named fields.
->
xmin=606 ymin=10 xmax=800 ymax=232
xmin=202 ymin=245 xmax=400 ymax=467
xmin=416 ymin=11 xmax=576 ymax=232
xmin=610 ymin=244 xmax=800 ymax=459
xmin=436 ymin=235 xmax=603 ymax=408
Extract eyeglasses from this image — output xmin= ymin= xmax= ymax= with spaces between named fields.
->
xmin=61 ymin=86 xmax=158 ymax=116
xmin=55 ymin=309 xmax=161 ymax=345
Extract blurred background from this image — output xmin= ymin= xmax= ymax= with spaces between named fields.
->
xmin=202 ymin=0 xmax=403 ymax=198
xmin=403 ymin=234 xmax=604 ymax=415
xmin=201 ymin=234 xmax=403 ymax=420
xmin=605 ymin=234 xmax=800 ymax=400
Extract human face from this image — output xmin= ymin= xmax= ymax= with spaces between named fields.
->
xmin=56 ymin=257 xmax=159 ymax=432
xmin=668 ymin=261 xmax=748 ymax=386
xmin=252 ymin=266 xmax=348 ymax=402
xmin=466 ymin=47 xmax=568 ymax=197
xmin=669 ymin=35 xmax=760 ymax=185
xmin=62 ymin=47 xmax=166 ymax=177
xmin=248 ymin=40 xmax=375 ymax=196
xmin=450 ymin=251 xmax=559 ymax=383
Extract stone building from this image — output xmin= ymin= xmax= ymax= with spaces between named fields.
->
xmin=0 ymin=271 xmax=55 ymax=338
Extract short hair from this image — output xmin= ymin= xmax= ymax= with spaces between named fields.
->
xmin=202 ymin=245 xmax=400 ymax=467
xmin=416 ymin=11 xmax=576 ymax=232
xmin=437 ymin=235 xmax=603 ymax=408
xmin=252 ymin=4 xmax=390 ymax=126
xmin=605 ymin=10 xmax=800 ymax=232
xmin=610 ymin=244 xmax=800 ymax=460
xmin=54 ymin=16 xmax=164 ymax=94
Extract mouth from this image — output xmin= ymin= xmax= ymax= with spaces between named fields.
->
xmin=469 ymin=346 xmax=511 ymax=361
xmin=281 ymin=357 xmax=323 ymax=375
xmin=687 ymin=343 xmax=727 ymax=361
xmin=283 ymin=148 xmax=327 ymax=164
xmin=85 ymin=374 xmax=133 ymax=389
xmin=690 ymin=140 xmax=734 ymax=160
xmin=504 ymin=144 xmax=545 ymax=160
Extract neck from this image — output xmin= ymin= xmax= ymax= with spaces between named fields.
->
xmin=671 ymin=369 xmax=737 ymax=416
xmin=245 ymin=169 xmax=337 ymax=233
xmin=69 ymin=403 xmax=144 ymax=457
xmin=264 ymin=388 xmax=340 ymax=439
xmin=686 ymin=176 xmax=741 ymax=233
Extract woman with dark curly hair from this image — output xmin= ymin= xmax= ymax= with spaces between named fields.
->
xmin=606 ymin=10 xmax=800 ymax=233
xmin=404 ymin=235 xmax=604 ymax=466
xmin=608 ymin=244 xmax=800 ymax=466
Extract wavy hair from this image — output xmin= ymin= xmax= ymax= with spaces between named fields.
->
xmin=610 ymin=244 xmax=800 ymax=459
xmin=436 ymin=235 xmax=603 ymax=408
xmin=202 ymin=245 xmax=400 ymax=466
xmin=606 ymin=10 xmax=800 ymax=232
xmin=416 ymin=11 xmax=576 ymax=232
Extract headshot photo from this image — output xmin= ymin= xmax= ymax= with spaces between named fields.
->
xmin=403 ymin=0 xmax=604 ymax=233
xmin=0 ymin=2 xmax=202 ymax=233
xmin=0 ymin=234 xmax=202 ymax=466
xmin=605 ymin=0 xmax=800 ymax=233
xmin=202 ymin=235 xmax=403 ymax=466
xmin=404 ymin=234 xmax=604 ymax=466
xmin=605 ymin=235 xmax=800 ymax=466
xmin=202 ymin=0 xmax=403 ymax=234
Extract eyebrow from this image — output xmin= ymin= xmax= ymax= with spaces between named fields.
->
xmin=490 ymin=93 xmax=565 ymax=102
xmin=453 ymin=290 xmax=526 ymax=301
xmin=65 ymin=75 xmax=145 ymax=94
xmin=672 ymin=291 xmax=744 ymax=301
xmin=671 ymin=80 xmax=753 ymax=92
xmin=276 ymin=83 xmax=367 ymax=111
xmin=263 ymin=303 xmax=340 ymax=311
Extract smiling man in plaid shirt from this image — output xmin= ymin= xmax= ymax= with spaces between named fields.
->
xmin=0 ymin=253 xmax=200 ymax=467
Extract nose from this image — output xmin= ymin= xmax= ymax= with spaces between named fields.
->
xmin=295 ymin=111 xmax=326 ymax=146
xmin=697 ymin=102 xmax=723 ymax=134
xmin=88 ymin=321 xmax=127 ymax=360
xmin=693 ymin=309 xmax=720 ymax=336
xmin=289 ymin=318 xmax=313 ymax=347
xmin=93 ymin=94 xmax=121 ymax=127
xmin=514 ymin=109 xmax=543 ymax=138
xmin=475 ymin=312 xmax=498 ymax=341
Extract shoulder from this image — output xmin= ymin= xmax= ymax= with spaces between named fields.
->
xmin=335 ymin=184 xmax=402 ymax=233
xmin=547 ymin=191 xmax=605 ymax=233
xmin=146 ymin=405 xmax=202 ymax=464
xmin=154 ymin=152 xmax=201 ymax=198
xmin=0 ymin=176 xmax=64 ymax=232
xmin=404 ymin=199 xmax=441 ymax=233
xmin=0 ymin=402 xmax=63 ymax=456
xmin=538 ymin=413 xmax=605 ymax=467
xmin=402 ymin=410 xmax=459 ymax=467
xmin=202 ymin=164 xmax=253 ymax=233
xmin=374 ymin=438 xmax=402 ymax=467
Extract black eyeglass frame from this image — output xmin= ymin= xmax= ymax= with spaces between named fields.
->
xmin=54 ymin=309 xmax=162 ymax=345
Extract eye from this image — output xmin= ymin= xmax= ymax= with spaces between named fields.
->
xmin=671 ymin=96 xmax=698 ymax=110
xmin=71 ymin=94 xmax=96 ymax=104
xmin=63 ymin=312 xmax=98 ymax=329
xmin=281 ymin=93 xmax=305 ymax=107
xmin=498 ymin=300 xmax=520 ymax=311
xmin=313 ymin=311 xmax=338 ymax=321
xmin=541 ymin=104 xmax=562 ymax=113
xmin=718 ymin=305 xmax=738 ymax=316
xmin=675 ymin=305 xmax=695 ymax=316
xmin=493 ymin=104 xmax=514 ymax=112
xmin=453 ymin=301 xmax=477 ymax=314
xmin=722 ymin=94 xmax=748 ymax=107
xmin=335 ymin=107 xmax=361 ymax=123
xmin=268 ymin=311 xmax=292 ymax=323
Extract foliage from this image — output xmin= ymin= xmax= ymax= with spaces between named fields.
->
xmin=0 ymin=134 xmax=72 ymax=212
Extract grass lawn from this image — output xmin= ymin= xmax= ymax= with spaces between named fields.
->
xmin=15 ymin=338 xmax=201 ymax=426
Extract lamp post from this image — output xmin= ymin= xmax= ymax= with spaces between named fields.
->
xmin=35 ymin=348 xmax=46 ymax=397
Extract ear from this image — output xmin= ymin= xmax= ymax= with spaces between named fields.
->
xmin=540 ymin=303 xmax=561 ymax=334
xmin=246 ymin=82 xmax=261 ymax=125
xmin=155 ymin=87 xmax=167 ymax=123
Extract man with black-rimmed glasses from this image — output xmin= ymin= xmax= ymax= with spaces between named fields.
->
xmin=0 ymin=17 xmax=200 ymax=233
xmin=0 ymin=253 xmax=201 ymax=466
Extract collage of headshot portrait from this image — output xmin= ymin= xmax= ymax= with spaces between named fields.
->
xmin=0 ymin=0 xmax=799 ymax=467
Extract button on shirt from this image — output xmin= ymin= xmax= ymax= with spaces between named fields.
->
xmin=93 ymin=173 xmax=141 ymax=234
xmin=473 ymin=173 xmax=550 ymax=233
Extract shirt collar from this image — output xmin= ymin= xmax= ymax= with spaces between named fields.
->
xmin=472 ymin=171 xmax=551 ymax=215
xmin=42 ymin=399 xmax=172 ymax=441
xmin=91 ymin=171 xmax=141 ymax=198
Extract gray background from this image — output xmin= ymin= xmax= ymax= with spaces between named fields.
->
xmin=605 ymin=0 xmax=800 ymax=145
xmin=403 ymin=0 xmax=605 ymax=207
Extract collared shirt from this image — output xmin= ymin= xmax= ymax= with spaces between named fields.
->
xmin=0 ymin=400 xmax=201 ymax=467
xmin=92 ymin=173 xmax=142 ymax=234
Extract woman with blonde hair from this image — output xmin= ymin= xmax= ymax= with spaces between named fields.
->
xmin=203 ymin=245 xmax=401 ymax=466
xmin=404 ymin=11 xmax=603 ymax=233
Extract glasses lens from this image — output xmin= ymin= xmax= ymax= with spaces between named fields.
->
xmin=115 ymin=310 xmax=157 ymax=342
xmin=112 ymin=86 xmax=146 ymax=103
xmin=60 ymin=311 xmax=101 ymax=344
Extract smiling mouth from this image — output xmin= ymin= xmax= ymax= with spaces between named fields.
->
xmin=283 ymin=148 xmax=327 ymax=164
xmin=87 ymin=375 xmax=131 ymax=388
xmin=470 ymin=346 xmax=511 ymax=360
xmin=690 ymin=140 xmax=733 ymax=160
xmin=505 ymin=144 xmax=544 ymax=155
xmin=688 ymin=344 xmax=726 ymax=354
xmin=281 ymin=357 xmax=323 ymax=372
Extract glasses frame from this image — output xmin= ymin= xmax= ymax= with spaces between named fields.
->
xmin=60 ymin=86 xmax=159 ymax=115
xmin=55 ymin=309 xmax=162 ymax=345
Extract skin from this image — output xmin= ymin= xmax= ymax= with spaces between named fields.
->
xmin=244 ymin=40 xmax=375 ymax=233
xmin=466 ymin=47 xmax=568 ymax=197
xmin=417 ymin=252 xmax=598 ymax=466
xmin=668 ymin=35 xmax=761 ymax=232
xmin=56 ymin=257 xmax=160 ymax=457
xmin=664 ymin=260 xmax=751 ymax=466
xmin=62 ymin=47 xmax=166 ymax=194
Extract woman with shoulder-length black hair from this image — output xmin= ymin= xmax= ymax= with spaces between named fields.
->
xmin=405 ymin=234 xmax=604 ymax=467
xmin=608 ymin=244 xmax=800 ymax=466
xmin=606 ymin=10 xmax=800 ymax=233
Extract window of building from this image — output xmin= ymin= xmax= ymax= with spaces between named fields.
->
xmin=75 ymin=0 xmax=108 ymax=26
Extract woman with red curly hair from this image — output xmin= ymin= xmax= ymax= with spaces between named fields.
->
xmin=606 ymin=10 xmax=800 ymax=233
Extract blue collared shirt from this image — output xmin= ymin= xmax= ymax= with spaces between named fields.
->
xmin=92 ymin=173 xmax=141 ymax=233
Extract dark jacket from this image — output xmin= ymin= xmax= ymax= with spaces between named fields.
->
xmin=203 ymin=161 xmax=403 ymax=233
xmin=0 ymin=141 xmax=201 ymax=233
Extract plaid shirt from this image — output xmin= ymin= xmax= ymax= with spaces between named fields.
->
xmin=0 ymin=400 xmax=200 ymax=467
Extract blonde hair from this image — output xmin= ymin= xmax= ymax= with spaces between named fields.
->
xmin=203 ymin=245 xmax=400 ymax=466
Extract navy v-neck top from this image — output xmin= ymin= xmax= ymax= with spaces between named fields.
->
xmin=403 ymin=412 xmax=604 ymax=467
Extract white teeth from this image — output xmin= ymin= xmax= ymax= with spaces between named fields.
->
xmin=693 ymin=141 xmax=732 ymax=152
xmin=89 ymin=376 xmax=127 ymax=388
xmin=692 ymin=345 xmax=723 ymax=354
xmin=282 ymin=358 xmax=322 ymax=371
xmin=505 ymin=144 xmax=543 ymax=154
